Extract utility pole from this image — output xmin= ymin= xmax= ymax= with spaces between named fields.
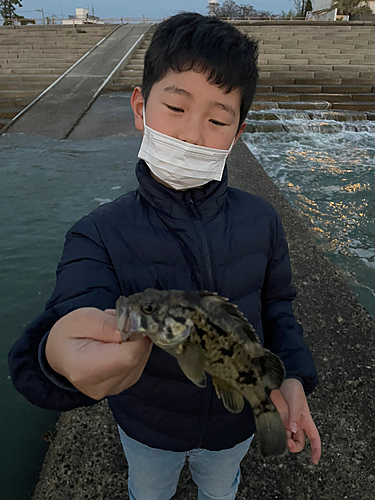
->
xmin=36 ymin=8 xmax=45 ymax=25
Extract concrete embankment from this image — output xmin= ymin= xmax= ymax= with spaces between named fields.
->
xmin=1 ymin=24 xmax=152 ymax=138
xmin=27 ymin=91 xmax=375 ymax=500
xmin=0 ymin=24 xmax=115 ymax=131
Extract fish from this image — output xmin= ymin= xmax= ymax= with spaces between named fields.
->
xmin=116 ymin=288 xmax=287 ymax=457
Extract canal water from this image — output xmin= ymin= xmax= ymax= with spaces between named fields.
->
xmin=0 ymin=134 xmax=140 ymax=500
xmin=1 ymin=112 xmax=374 ymax=499
xmin=244 ymin=108 xmax=375 ymax=321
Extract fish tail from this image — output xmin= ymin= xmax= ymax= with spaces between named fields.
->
xmin=254 ymin=402 xmax=287 ymax=457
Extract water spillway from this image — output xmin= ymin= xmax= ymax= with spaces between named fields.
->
xmin=244 ymin=108 xmax=375 ymax=320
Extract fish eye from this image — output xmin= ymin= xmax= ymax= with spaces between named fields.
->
xmin=142 ymin=302 xmax=156 ymax=314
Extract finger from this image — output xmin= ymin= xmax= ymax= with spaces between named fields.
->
xmin=69 ymin=308 xmax=122 ymax=343
xmin=304 ymin=419 xmax=322 ymax=464
xmin=104 ymin=309 xmax=116 ymax=316
xmin=288 ymin=428 xmax=305 ymax=454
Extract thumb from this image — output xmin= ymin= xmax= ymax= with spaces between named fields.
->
xmin=101 ymin=312 xmax=122 ymax=343
xmin=69 ymin=308 xmax=122 ymax=343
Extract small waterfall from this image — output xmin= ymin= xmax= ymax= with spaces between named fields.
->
xmin=246 ymin=109 xmax=375 ymax=134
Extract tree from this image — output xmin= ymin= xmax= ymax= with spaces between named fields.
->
xmin=315 ymin=0 xmax=372 ymax=17
xmin=333 ymin=0 xmax=372 ymax=16
xmin=0 ymin=0 xmax=23 ymax=25
xmin=291 ymin=0 xmax=307 ymax=17
xmin=208 ymin=1 xmax=274 ymax=19
xmin=217 ymin=0 xmax=241 ymax=18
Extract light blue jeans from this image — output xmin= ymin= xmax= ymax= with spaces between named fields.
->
xmin=118 ymin=426 xmax=253 ymax=500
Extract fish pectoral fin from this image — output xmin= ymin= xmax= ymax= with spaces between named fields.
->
xmin=176 ymin=344 xmax=207 ymax=388
xmin=252 ymin=350 xmax=285 ymax=390
xmin=213 ymin=377 xmax=244 ymax=414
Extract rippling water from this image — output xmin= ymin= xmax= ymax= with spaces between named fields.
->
xmin=244 ymin=113 xmax=375 ymax=321
xmin=0 ymin=134 xmax=139 ymax=500
xmin=2 ymin=125 xmax=374 ymax=499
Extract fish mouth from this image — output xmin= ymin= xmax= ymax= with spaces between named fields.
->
xmin=116 ymin=297 xmax=142 ymax=340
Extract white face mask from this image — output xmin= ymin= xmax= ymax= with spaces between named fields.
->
xmin=138 ymin=108 xmax=235 ymax=190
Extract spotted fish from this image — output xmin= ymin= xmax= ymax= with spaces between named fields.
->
xmin=116 ymin=288 xmax=287 ymax=457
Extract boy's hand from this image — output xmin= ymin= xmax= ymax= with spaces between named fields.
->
xmin=271 ymin=378 xmax=321 ymax=465
xmin=45 ymin=307 xmax=152 ymax=400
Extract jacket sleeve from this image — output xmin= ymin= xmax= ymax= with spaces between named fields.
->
xmin=261 ymin=211 xmax=318 ymax=395
xmin=8 ymin=215 xmax=122 ymax=411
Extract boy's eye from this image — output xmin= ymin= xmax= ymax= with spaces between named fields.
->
xmin=209 ymin=119 xmax=228 ymax=127
xmin=166 ymin=105 xmax=184 ymax=113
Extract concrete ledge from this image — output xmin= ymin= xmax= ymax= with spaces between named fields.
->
xmin=31 ymin=140 xmax=375 ymax=500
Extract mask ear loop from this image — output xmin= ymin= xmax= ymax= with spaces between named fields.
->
xmin=142 ymin=104 xmax=146 ymax=129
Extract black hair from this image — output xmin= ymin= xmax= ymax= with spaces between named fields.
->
xmin=142 ymin=12 xmax=259 ymax=130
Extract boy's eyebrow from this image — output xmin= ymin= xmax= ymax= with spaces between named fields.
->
xmin=163 ymin=86 xmax=192 ymax=98
xmin=211 ymin=101 xmax=236 ymax=117
xmin=163 ymin=86 xmax=236 ymax=117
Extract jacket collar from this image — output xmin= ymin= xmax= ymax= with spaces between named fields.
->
xmin=136 ymin=160 xmax=228 ymax=220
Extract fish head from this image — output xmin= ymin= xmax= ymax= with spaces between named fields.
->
xmin=116 ymin=289 xmax=194 ymax=348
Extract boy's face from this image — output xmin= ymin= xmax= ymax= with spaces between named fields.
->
xmin=131 ymin=70 xmax=245 ymax=150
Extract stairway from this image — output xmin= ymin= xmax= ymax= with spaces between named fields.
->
xmin=106 ymin=28 xmax=155 ymax=92
xmin=0 ymin=24 xmax=114 ymax=131
xmin=112 ymin=22 xmax=375 ymax=112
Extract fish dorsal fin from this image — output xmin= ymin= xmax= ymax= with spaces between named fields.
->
xmin=251 ymin=350 xmax=285 ymax=391
xmin=175 ymin=344 xmax=207 ymax=388
xmin=213 ymin=377 xmax=244 ymax=414
xmin=200 ymin=293 xmax=259 ymax=343
xmin=220 ymin=302 xmax=259 ymax=343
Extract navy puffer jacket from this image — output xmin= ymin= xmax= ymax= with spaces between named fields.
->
xmin=9 ymin=161 xmax=318 ymax=451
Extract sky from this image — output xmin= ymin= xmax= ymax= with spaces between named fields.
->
xmin=17 ymin=1 xmax=296 ymax=21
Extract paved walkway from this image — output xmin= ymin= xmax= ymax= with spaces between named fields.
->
xmin=30 ymin=93 xmax=375 ymax=500
xmin=4 ymin=24 xmax=150 ymax=138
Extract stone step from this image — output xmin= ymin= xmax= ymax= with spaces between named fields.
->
xmin=251 ymin=101 xmax=331 ymax=111
xmin=253 ymin=93 xmax=300 ymax=102
xmin=271 ymin=84 xmax=375 ymax=94
xmin=354 ymin=94 xmax=375 ymax=102
xmin=105 ymin=82 xmax=135 ymax=92
xmin=0 ymin=81 xmax=51 ymax=90
xmin=254 ymin=93 xmax=359 ymax=103
xmin=0 ymin=97 xmax=32 ymax=107
xmin=126 ymin=64 xmax=144 ymax=70
xmin=0 ymin=74 xmax=57 ymax=82
xmin=0 ymin=106 xmax=23 ymax=119
xmin=0 ymin=53 xmax=82 ymax=60
xmin=2 ymin=67 xmax=63 ymax=75
xmin=120 ymin=70 xmax=143 ymax=78
xmin=0 ymin=89 xmax=41 ymax=99
xmin=0 ymin=62 xmax=73 ymax=69
xmin=322 ymin=85 xmax=374 ymax=93
xmin=116 ymin=77 xmax=142 ymax=85
xmin=331 ymin=101 xmax=375 ymax=111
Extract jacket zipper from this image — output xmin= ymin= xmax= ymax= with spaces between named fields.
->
xmin=188 ymin=196 xmax=214 ymax=447
xmin=189 ymin=199 xmax=214 ymax=291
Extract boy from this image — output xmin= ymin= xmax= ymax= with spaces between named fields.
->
xmin=9 ymin=13 xmax=321 ymax=500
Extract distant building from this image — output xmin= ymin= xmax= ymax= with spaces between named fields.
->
xmin=62 ymin=8 xmax=103 ymax=25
